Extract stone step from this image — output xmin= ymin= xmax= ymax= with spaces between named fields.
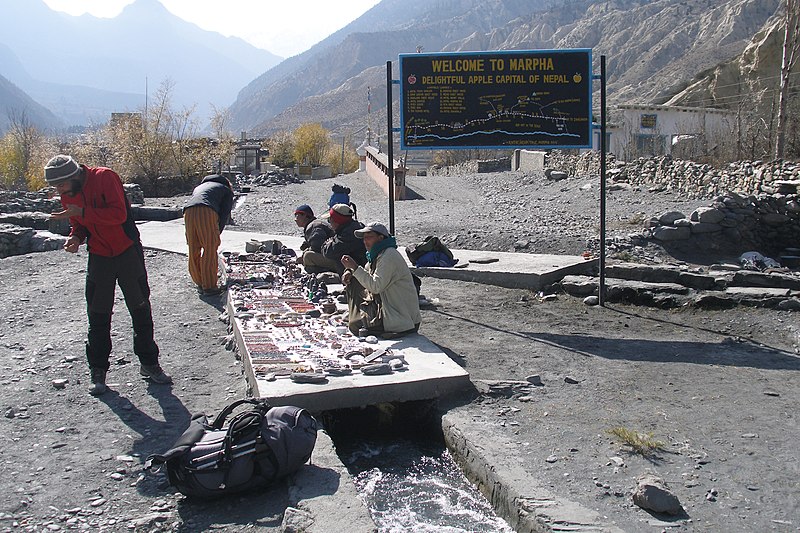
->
xmin=557 ymin=274 xmax=800 ymax=310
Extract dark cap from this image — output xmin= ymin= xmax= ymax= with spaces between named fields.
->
xmin=294 ymin=204 xmax=314 ymax=217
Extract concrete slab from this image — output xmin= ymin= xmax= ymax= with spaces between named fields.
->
xmin=232 ymin=321 xmax=471 ymax=413
xmin=137 ymin=220 xmax=595 ymax=291
xmin=136 ymin=219 xmax=304 ymax=256
xmin=414 ymin=249 xmax=597 ymax=290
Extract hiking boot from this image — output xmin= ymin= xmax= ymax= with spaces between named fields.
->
xmin=88 ymin=368 xmax=108 ymax=396
xmin=140 ymin=364 xmax=173 ymax=384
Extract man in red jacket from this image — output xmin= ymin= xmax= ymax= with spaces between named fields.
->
xmin=47 ymin=155 xmax=172 ymax=396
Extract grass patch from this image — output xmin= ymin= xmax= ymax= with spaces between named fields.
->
xmin=607 ymin=426 xmax=666 ymax=456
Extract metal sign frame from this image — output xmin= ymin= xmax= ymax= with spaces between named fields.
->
xmin=399 ymin=49 xmax=592 ymax=150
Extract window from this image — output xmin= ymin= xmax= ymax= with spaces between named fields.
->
xmin=635 ymin=134 xmax=666 ymax=156
xmin=640 ymin=114 xmax=657 ymax=129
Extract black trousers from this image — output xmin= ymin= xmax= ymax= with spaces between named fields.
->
xmin=85 ymin=243 xmax=159 ymax=370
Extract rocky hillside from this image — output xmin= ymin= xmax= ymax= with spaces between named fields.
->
xmin=229 ymin=0 xmax=781 ymax=136
xmin=664 ymin=14 xmax=793 ymax=115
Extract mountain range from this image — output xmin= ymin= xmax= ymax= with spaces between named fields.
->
xmin=230 ymin=0 xmax=782 ymax=137
xmin=0 ymin=0 xmax=787 ymax=140
xmin=0 ymin=0 xmax=281 ymax=130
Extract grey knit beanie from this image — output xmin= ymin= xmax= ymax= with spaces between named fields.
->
xmin=44 ymin=155 xmax=81 ymax=184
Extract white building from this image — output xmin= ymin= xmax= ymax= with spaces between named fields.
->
xmin=609 ymin=104 xmax=735 ymax=160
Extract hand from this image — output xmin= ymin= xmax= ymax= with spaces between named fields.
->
xmin=51 ymin=204 xmax=82 ymax=220
xmin=341 ymin=255 xmax=357 ymax=270
xmin=63 ymin=235 xmax=81 ymax=253
xmin=341 ymin=270 xmax=352 ymax=286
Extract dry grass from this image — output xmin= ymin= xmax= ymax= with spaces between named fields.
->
xmin=607 ymin=426 xmax=666 ymax=456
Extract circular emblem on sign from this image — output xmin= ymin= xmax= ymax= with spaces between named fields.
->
xmin=573 ymin=73 xmax=582 ymax=83
xmin=408 ymin=74 xmax=417 ymax=84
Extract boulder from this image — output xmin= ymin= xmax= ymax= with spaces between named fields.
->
xmin=632 ymin=475 xmax=683 ymax=515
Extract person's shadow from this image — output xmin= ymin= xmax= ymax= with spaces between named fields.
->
xmin=97 ymin=383 xmax=192 ymax=491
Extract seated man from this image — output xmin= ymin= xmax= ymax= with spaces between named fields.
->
xmin=321 ymin=204 xmax=366 ymax=276
xmin=341 ymin=222 xmax=421 ymax=338
xmin=293 ymin=204 xmax=335 ymax=273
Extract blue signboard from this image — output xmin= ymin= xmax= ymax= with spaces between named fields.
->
xmin=399 ymin=49 xmax=593 ymax=150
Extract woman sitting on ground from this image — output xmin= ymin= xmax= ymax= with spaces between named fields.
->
xmin=340 ymin=222 xmax=421 ymax=338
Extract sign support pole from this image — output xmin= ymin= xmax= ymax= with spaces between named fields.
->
xmin=599 ymin=55 xmax=607 ymax=306
xmin=386 ymin=60 xmax=396 ymax=235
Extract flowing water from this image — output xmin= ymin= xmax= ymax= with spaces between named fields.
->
xmin=338 ymin=436 xmax=514 ymax=533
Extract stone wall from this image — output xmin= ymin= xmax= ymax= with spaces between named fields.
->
xmin=542 ymin=151 xmax=800 ymax=200
xmin=541 ymin=152 xmax=800 ymax=255
xmin=0 ymin=183 xmax=171 ymax=258
xmin=428 ymin=158 xmax=511 ymax=176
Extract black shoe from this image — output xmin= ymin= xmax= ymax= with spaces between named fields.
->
xmin=201 ymin=287 xmax=225 ymax=296
xmin=88 ymin=367 xmax=108 ymax=396
xmin=140 ymin=364 xmax=173 ymax=384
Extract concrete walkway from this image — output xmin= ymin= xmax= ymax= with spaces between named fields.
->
xmin=137 ymin=219 xmax=596 ymax=290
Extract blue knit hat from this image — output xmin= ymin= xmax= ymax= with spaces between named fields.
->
xmin=294 ymin=204 xmax=314 ymax=217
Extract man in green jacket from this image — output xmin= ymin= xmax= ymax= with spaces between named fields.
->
xmin=341 ymin=222 xmax=421 ymax=337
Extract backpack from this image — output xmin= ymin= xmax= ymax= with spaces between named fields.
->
xmin=414 ymin=250 xmax=458 ymax=268
xmin=405 ymin=236 xmax=457 ymax=266
xmin=144 ymin=399 xmax=318 ymax=499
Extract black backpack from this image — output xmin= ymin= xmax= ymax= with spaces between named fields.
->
xmin=405 ymin=235 xmax=455 ymax=265
xmin=145 ymin=399 xmax=318 ymax=499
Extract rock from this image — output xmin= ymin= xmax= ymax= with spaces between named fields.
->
xmin=658 ymin=211 xmax=686 ymax=225
xmin=691 ymin=207 xmax=725 ymax=224
xmin=128 ymin=512 xmax=171 ymax=529
xmin=52 ymin=379 xmax=68 ymax=389
xmin=281 ymin=506 xmax=314 ymax=533
xmin=526 ymin=374 xmax=543 ymax=386
xmin=545 ymin=454 xmax=559 ymax=463
xmin=583 ymin=295 xmax=599 ymax=305
xmin=545 ymin=169 xmax=568 ymax=181
xmin=652 ymin=225 xmax=691 ymax=241
xmin=690 ymin=222 xmax=722 ymax=234
xmin=632 ymin=475 xmax=683 ymax=515
xmin=564 ymin=376 xmax=580 ymax=384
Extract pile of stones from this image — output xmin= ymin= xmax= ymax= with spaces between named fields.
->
xmin=237 ymin=169 xmax=303 ymax=188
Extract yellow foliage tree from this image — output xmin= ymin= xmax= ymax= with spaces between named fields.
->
xmin=292 ymin=123 xmax=331 ymax=167
xmin=323 ymin=136 xmax=360 ymax=175
xmin=0 ymin=111 xmax=49 ymax=191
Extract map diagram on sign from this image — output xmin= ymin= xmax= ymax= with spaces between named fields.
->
xmin=399 ymin=50 xmax=592 ymax=149
xmin=405 ymin=91 xmax=585 ymax=146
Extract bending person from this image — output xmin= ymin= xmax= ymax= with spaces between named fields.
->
xmin=183 ymin=174 xmax=233 ymax=296
xmin=341 ymin=222 xmax=421 ymax=338
xmin=47 ymin=154 xmax=172 ymax=395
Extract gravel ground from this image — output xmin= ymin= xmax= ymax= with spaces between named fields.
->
xmin=151 ymin=169 xmax=709 ymax=260
xmin=1 ymin=169 xmax=798 ymax=532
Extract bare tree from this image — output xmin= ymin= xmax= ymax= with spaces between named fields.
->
xmin=775 ymin=0 xmax=800 ymax=159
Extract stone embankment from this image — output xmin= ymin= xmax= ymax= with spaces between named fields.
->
xmin=557 ymin=262 xmax=800 ymax=311
xmin=544 ymin=152 xmax=800 ymax=256
xmin=0 ymin=185 xmax=180 ymax=258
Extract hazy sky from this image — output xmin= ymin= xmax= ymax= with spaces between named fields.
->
xmin=42 ymin=0 xmax=382 ymax=57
